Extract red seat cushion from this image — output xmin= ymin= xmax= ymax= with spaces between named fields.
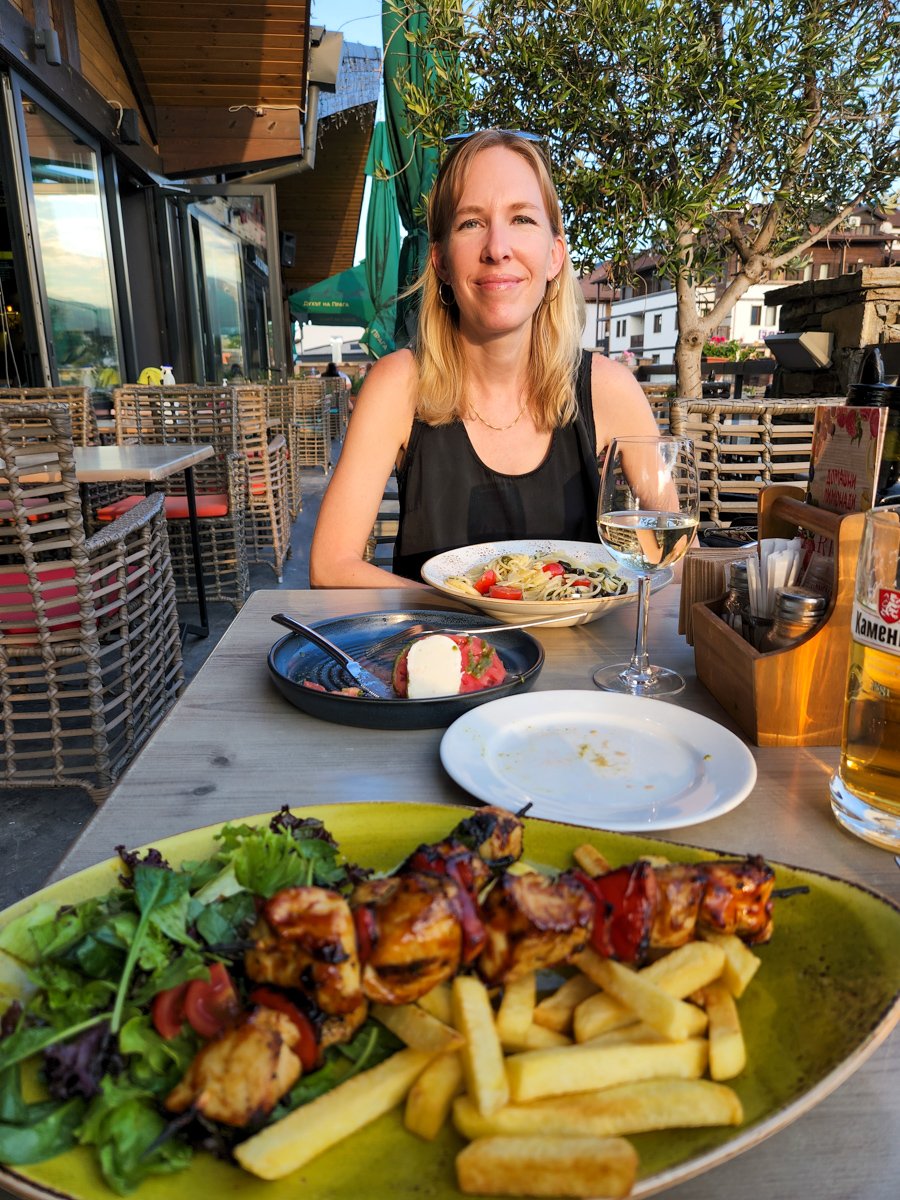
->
xmin=1 ymin=565 xmax=141 ymax=635
xmin=96 ymin=493 xmax=229 ymax=521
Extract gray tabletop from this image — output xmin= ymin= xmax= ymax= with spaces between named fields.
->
xmin=11 ymin=585 xmax=899 ymax=1200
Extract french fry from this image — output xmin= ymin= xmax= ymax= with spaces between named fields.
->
xmin=573 ymin=945 xmax=716 ymax=1043
xmin=584 ymin=1022 xmax=670 ymax=1046
xmin=405 ymin=1051 xmax=465 ymax=1140
xmin=517 ymin=1024 xmax=571 ymax=1049
xmin=452 ymin=975 xmax=510 ymax=1116
xmin=456 ymin=1134 xmax=638 ymax=1198
xmin=505 ymin=1036 xmax=708 ymax=1102
xmin=496 ymin=972 xmax=536 ymax=1048
xmin=371 ymin=1002 xmax=464 ymax=1054
xmin=416 ymin=982 xmax=454 ymax=1025
xmin=453 ymin=1078 xmax=743 ymax=1140
xmin=572 ymin=843 xmax=612 ymax=877
xmin=575 ymin=950 xmax=704 ymax=1042
xmin=699 ymin=929 xmax=762 ymax=997
xmin=698 ymin=983 xmax=747 ymax=1080
xmin=534 ymin=973 xmax=598 ymax=1033
xmin=234 ymin=1048 xmax=433 ymax=1179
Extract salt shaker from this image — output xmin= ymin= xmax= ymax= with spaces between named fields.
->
xmin=722 ymin=559 xmax=750 ymax=634
xmin=759 ymin=586 xmax=827 ymax=651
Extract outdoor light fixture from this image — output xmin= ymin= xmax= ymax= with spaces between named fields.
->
xmin=763 ymin=331 xmax=833 ymax=371
xmin=34 ymin=27 xmax=62 ymax=66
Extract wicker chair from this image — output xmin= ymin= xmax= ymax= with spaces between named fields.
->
xmin=668 ymin=397 xmax=844 ymax=528
xmin=234 ymin=386 xmax=292 ymax=581
xmin=0 ymin=403 xmax=184 ymax=802
xmin=293 ymin=379 xmax=333 ymax=473
xmin=0 ymin=387 xmax=100 ymax=446
xmin=104 ymin=386 xmax=249 ymax=609
xmin=263 ymin=383 xmax=304 ymax=518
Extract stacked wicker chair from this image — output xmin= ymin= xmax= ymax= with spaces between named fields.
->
xmin=263 ymin=383 xmax=304 ymax=518
xmin=0 ymin=386 xmax=100 ymax=446
xmin=104 ymin=386 xmax=249 ymax=609
xmin=234 ymin=386 xmax=292 ymax=582
xmin=668 ymin=396 xmax=844 ymax=528
xmin=293 ymin=379 xmax=333 ymax=472
xmin=0 ymin=403 xmax=184 ymax=801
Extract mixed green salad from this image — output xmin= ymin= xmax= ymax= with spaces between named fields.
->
xmin=0 ymin=809 xmax=402 ymax=1194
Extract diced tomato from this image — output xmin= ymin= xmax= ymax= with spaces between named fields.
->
xmin=487 ymin=584 xmax=523 ymax=600
xmin=182 ymin=963 xmax=240 ymax=1039
xmin=249 ymin=987 xmax=319 ymax=1072
xmin=151 ymin=982 xmax=189 ymax=1040
xmin=473 ymin=569 xmax=497 ymax=595
xmin=541 ymin=561 xmax=565 ymax=577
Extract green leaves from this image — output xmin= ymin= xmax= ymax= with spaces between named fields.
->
xmin=0 ymin=1066 xmax=85 ymax=1165
xmin=79 ymin=1077 xmax=192 ymax=1194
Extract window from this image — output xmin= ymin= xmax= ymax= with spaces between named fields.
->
xmin=818 ymin=264 xmax=830 ymax=279
xmin=652 ymin=313 xmax=662 ymax=333
xmin=21 ymin=93 xmax=122 ymax=386
xmin=750 ymin=305 xmax=762 ymax=324
xmin=615 ymin=319 xmax=626 ymax=337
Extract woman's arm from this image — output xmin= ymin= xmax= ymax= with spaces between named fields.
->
xmin=590 ymin=354 xmax=660 ymax=453
xmin=310 ymin=350 xmax=425 ymax=588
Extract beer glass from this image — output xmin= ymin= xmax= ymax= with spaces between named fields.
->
xmin=830 ymin=502 xmax=900 ymax=849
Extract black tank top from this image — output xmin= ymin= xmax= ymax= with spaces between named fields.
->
xmin=393 ymin=350 xmax=601 ymax=581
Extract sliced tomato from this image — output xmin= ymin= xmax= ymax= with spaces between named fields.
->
xmin=249 ymin=987 xmax=319 ymax=1072
xmin=541 ymin=561 xmax=565 ymax=577
xmin=473 ymin=569 xmax=497 ymax=595
xmin=151 ymin=982 xmax=189 ymax=1040
xmin=183 ymin=963 xmax=240 ymax=1039
xmin=570 ymin=579 xmax=594 ymax=588
xmin=487 ymin=584 xmax=523 ymax=600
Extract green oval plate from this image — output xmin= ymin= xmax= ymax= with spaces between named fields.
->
xmin=1 ymin=802 xmax=898 ymax=1200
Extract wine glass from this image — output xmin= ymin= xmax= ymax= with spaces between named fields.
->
xmin=593 ymin=435 xmax=699 ymax=696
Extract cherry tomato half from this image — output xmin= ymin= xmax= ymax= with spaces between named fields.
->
xmin=473 ymin=569 xmax=497 ymax=595
xmin=249 ymin=988 xmax=319 ymax=1072
xmin=541 ymin=561 xmax=565 ymax=577
xmin=151 ymin=982 xmax=188 ymax=1040
xmin=182 ymin=963 xmax=240 ymax=1039
xmin=570 ymin=579 xmax=593 ymax=588
xmin=487 ymin=584 xmax=523 ymax=600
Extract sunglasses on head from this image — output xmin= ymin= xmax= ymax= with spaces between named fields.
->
xmin=443 ymin=129 xmax=544 ymax=146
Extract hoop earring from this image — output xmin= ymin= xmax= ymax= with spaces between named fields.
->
xmin=545 ymin=275 xmax=561 ymax=303
xmin=438 ymin=281 xmax=455 ymax=308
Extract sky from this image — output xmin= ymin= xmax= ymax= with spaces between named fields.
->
xmin=311 ymin=2 xmax=383 ymax=50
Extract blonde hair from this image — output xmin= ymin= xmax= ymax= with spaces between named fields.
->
xmin=412 ymin=130 xmax=582 ymax=431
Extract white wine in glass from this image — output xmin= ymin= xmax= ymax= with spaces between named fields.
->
xmin=594 ymin=436 xmax=699 ymax=696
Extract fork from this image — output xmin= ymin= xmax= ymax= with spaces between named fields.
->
xmin=363 ymin=611 xmax=587 ymax=661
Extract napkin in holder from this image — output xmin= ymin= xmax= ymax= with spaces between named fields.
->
xmin=678 ymin=543 xmax=757 ymax=645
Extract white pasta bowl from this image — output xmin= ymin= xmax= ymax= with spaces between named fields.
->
xmin=420 ymin=538 xmax=673 ymax=627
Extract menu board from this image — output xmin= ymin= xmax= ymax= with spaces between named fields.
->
xmin=806 ymin=405 xmax=889 ymax=515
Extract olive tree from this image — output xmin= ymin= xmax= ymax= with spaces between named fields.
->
xmin=395 ymin=0 xmax=900 ymax=396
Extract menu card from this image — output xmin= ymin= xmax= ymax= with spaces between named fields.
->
xmin=806 ymin=405 xmax=888 ymax=515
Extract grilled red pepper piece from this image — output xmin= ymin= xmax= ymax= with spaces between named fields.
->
xmin=576 ymin=862 xmax=657 ymax=963
xmin=405 ymin=845 xmax=487 ymax=965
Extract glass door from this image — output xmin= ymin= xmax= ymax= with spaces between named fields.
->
xmin=178 ymin=185 xmax=286 ymax=383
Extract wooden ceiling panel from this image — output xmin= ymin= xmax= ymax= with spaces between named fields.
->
xmin=278 ymin=110 xmax=376 ymax=293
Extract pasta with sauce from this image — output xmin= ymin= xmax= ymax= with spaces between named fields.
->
xmin=445 ymin=553 xmax=628 ymax=602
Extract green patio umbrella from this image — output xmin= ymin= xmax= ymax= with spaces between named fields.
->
xmin=289 ymin=263 xmax=375 ymax=327
xmin=382 ymin=1 xmax=441 ymax=344
xmin=360 ymin=121 xmax=401 ymax=359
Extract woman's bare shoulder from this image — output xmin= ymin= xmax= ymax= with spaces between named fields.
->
xmin=589 ymin=352 xmax=645 ymax=393
xmin=589 ymin=352 xmax=659 ymax=445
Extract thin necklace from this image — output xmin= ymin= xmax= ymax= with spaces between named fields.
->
xmin=468 ymin=400 xmax=528 ymax=431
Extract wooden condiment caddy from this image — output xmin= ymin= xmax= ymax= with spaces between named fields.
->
xmin=692 ymin=485 xmax=864 ymax=746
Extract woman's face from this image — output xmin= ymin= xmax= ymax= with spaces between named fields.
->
xmin=432 ymin=145 xmax=565 ymax=341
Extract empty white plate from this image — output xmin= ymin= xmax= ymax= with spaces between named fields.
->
xmin=440 ymin=690 xmax=757 ymax=831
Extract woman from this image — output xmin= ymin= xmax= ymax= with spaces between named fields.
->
xmin=310 ymin=129 xmax=659 ymax=587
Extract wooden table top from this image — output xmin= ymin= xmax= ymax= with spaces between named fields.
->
xmin=44 ymin=584 xmax=899 ymax=1200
